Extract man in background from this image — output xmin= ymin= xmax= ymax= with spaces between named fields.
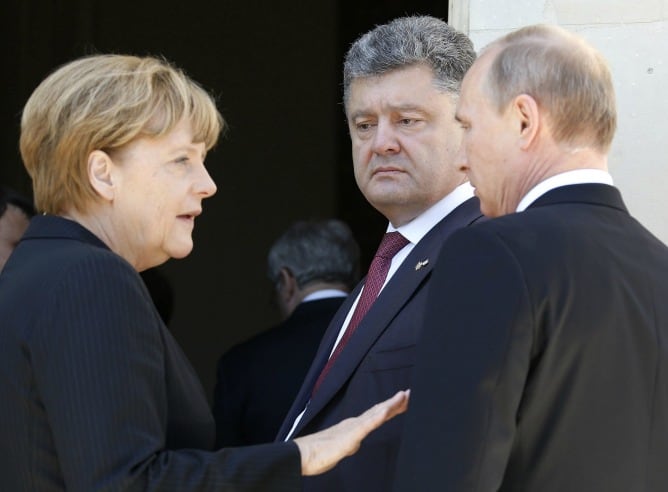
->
xmin=0 ymin=185 xmax=35 ymax=272
xmin=395 ymin=24 xmax=668 ymax=491
xmin=276 ymin=16 xmax=482 ymax=492
xmin=213 ymin=219 xmax=360 ymax=447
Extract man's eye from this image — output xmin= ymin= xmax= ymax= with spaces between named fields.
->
xmin=398 ymin=118 xmax=422 ymax=127
xmin=356 ymin=122 xmax=374 ymax=131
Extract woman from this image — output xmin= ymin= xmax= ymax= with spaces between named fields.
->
xmin=0 ymin=54 xmax=407 ymax=491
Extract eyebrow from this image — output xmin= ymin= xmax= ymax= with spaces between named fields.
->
xmin=349 ymin=104 xmax=429 ymax=121
xmin=173 ymin=144 xmax=207 ymax=160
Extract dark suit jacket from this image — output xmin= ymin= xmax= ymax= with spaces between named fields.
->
xmin=0 ymin=215 xmax=300 ymax=492
xmin=276 ymin=197 xmax=482 ymax=492
xmin=213 ymin=296 xmax=345 ymax=447
xmin=395 ymin=184 xmax=668 ymax=491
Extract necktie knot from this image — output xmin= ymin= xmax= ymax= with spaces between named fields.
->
xmin=375 ymin=232 xmax=410 ymax=260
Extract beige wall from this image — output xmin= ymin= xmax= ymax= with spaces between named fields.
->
xmin=450 ymin=0 xmax=668 ymax=243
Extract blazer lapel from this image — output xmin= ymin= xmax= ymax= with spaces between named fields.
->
xmin=302 ymin=242 xmax=435 ymax=420
xmin=291 ymin=197 xmax=482 ymax=435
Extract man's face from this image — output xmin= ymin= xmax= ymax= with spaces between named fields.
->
xmin=455 ymin=51 xmax=525 ymax=217
xmin=0 ymin=205 xmax=30 ymax=271
xmin=346 ymin=64 xmax=467 ymax=227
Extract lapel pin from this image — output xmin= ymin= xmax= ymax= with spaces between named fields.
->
xmin=415 ymin=259 xmax=429 ymax=271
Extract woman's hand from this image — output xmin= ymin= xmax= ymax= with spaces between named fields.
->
xmin=294 ymin=389 xmax=410 ymax=476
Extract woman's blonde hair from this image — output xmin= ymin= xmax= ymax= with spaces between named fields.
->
xmin=20 ymin=54 xmax=224 ymax=214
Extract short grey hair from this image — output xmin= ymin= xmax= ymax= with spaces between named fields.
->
xmin=343 ymin=15 xmax=476 ymax=106
xmin=267 ymin=219 xmax=361 ymax=290
xmin=484 ymin=24 xmax=616 ymax=152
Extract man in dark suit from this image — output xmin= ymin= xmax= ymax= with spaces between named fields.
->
xmin=395 ymin=24 xmax=668 ymax=491
xmin=276 ymin=16 xmax=482 ymax=492
xmin=213 ymin=219 xmax=360 ymax=447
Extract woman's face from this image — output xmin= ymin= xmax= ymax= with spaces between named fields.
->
xmin=108 ymin=118 xmax=216 ymax=271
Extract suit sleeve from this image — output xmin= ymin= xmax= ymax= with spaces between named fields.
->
xmin=394 ymin=226 xmax=533 ymax=492
xmin=30 ymin=252 xmax=300 ymax=492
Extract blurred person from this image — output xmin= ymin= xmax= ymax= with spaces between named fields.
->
xmin=395 ymin=24 xmax=668 ymax=492
xmin=213 ymin=219 xmax=360 ymax=447
xmin=0 ymin=53 xmax=408 ymax=492
xmin=0 ymin=185 xmax=35 ymax=271
xmin=276 ymin=16 xmax=481 ymax=492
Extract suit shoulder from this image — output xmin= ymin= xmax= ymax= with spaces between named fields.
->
xmin=6 ymin=235 xmax=138 ymax=304
xmin=24 ymin=233 xmax=132 ymax=275
xmin=464 ymin=209 xmax=560 ymax=247
xmin=438 ymin=215 xmax=542 ymax=272
xmin=218 ymin=298 xmax=343 ymax=367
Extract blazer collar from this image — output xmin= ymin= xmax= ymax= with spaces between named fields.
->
xmin=528 ymin=183 xmax=628 ymax=214
xmin=23 ymin=215 xmax=110 ymax=250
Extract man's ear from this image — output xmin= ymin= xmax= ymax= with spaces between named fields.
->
xmin=512 ymin=94 xmax=541 ymax=150
xmin=276 ymin=268 xmax=300 ymax=318
xmin=87 ymin=150 xmax=115 ymax=202
xmin=278 ymin=268 xmax=297 ymax=302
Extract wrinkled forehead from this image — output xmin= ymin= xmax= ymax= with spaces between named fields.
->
xmin=345 ymin=64 xmax=439 ymax=113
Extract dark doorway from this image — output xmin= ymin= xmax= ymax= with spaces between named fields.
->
xmin=0 ymin=1 xmax=448 ymax=399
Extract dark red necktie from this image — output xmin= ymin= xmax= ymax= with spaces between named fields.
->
xmin=311 ymin=231 xmax=409 ymax=395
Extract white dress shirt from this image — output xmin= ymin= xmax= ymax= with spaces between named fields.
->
xmin=302 ymin=289 xmax=349 ymax=303
xmin=516 ymin=169 xmax=613 ymax=212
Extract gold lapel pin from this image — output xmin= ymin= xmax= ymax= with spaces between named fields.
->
xmin=415 ymin=259 xmax=429 ymax=271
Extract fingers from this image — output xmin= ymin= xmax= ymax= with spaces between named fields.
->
xmin=294 ymin=389 xmax=411 ymax=477
xmin=383 ymin=389 xmax=410 ymax=417
xmin=357 ymin=389 xmax=410 ymax=434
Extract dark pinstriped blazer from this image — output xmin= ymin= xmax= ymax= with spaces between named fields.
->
xmin=0 ymin=215 xmax=300 ymax=492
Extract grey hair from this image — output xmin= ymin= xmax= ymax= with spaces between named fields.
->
xmin=343 ymin=15 xmax=476 ymax=106
xmin=484 ymin=24 xmax=616 ymax=152
xmin=267 ymin=219 xmax=361 ymax=290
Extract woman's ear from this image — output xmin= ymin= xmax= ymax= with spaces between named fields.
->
xmin=87 ymin=150 xmax=115 ymax=201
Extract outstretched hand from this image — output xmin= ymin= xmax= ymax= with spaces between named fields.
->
xmin=293 ymin=389 xmax=410 ymax=476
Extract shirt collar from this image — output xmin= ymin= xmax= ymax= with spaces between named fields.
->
xmin=516 ymin=169 xmax=613 ymax=212
xmin=388 ymin=182 xmax=475 ymax=244
xmin=302 ymin=289 xmax=349 ymax=303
